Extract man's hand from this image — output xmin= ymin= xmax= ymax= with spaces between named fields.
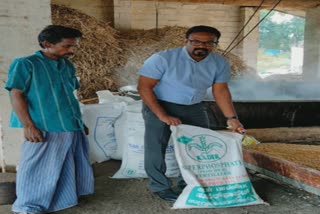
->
xmin=24 ymin=125 xmax=44 ymax=143
xmin=159 ymin=114 xmax=182 ymax=126
xmin=10 ymin=89 xmax=44 ymax=142
xmin=138 ymin=76 xmax=181 ymax=126
xmin=84 ymin=125 xmax=89 ymax=135
xmin=227 ymin=119 xmax=246 ymax=134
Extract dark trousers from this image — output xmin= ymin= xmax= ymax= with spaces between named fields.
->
xmin=142 ymin=100 xmax=209 ymax=192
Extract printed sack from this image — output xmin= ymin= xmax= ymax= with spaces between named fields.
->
xmin=171 ymin=124 xmax=266 ymax=209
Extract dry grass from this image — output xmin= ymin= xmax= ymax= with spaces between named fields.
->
xmin=52 ymin=4 xmax=123 ymax=99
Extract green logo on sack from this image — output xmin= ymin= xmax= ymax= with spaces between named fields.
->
xmin=178 ymin=135 xmax=227 ymax=162
xmin=125 ymin=169 xmax=136 ymax=175
xmin=177 ymin=135 xmax=193 ymax=144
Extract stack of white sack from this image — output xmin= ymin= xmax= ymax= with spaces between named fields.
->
xmin=82 ymin=90 xmax=180 ymax=178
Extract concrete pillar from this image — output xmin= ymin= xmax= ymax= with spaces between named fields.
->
xmin=0 ymin=0 xmax=51 ymax=167
xmin=236 ymin=7 xmax=259 ymax=70
xmin=302 ymin=6 xmax=320 ymax=80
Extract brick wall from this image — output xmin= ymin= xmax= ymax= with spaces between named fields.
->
xmin=0 ymin=0 xmax=51 ymax=167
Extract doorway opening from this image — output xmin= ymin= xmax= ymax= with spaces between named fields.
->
xmin=257 ymin=10 xmax=305 ymax=79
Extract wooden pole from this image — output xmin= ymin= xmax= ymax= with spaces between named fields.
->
xmin=0 ymin=116 xmax=6 ymax=173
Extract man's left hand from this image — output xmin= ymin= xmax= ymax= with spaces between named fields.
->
xmin=227 ymin=119 xmax=245 ymax=134
xmin=84 ymin=125 xmax=89 ymax=135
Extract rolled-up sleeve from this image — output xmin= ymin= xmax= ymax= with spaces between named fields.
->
xmin=5 ymin=58 xmax=32 ymax=92
xmin=214 ymin=57 xmax=231 ymax=83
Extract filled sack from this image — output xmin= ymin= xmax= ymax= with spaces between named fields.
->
xmin=170 ymin=124 xmax=266 ymax=209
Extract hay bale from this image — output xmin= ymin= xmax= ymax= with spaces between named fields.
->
xmin=51 ymin=4 xmax=123 ymax=99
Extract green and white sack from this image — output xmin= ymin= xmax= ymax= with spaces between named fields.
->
xmin=170 ymin=124 xmax=266 ymax=209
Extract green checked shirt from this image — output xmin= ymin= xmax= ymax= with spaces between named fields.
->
xmin=5 ymin=51 xmax=84 ymax=132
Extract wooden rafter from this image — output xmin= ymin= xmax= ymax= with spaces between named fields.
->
xmin=135 ymin=0 xmax=320 ymax=11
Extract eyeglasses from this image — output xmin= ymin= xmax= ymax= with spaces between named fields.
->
xmin=188 ymin=39 xmax=218 ymax=47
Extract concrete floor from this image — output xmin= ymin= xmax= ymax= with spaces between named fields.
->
xmin=1 ymin=160 xmax=319 ymax=214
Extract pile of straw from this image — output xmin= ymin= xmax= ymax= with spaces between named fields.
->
xmin=51 ymin=4 xmax=123 ymax=99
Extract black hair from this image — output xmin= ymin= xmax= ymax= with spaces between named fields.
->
xmin=185 ymin=25 xmax=221 ymax=40
xmin=38 ymin=25 xmax=82 ymax=48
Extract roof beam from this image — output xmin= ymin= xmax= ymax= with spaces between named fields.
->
xmin=136 ymin=0 xmax=320 ymax=11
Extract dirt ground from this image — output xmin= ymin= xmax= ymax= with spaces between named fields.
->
xmin=1 ymin=160 xmax=319 ymax=214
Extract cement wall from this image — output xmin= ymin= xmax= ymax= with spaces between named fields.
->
xmin=0 ymin=0 xmax=52 ymax=167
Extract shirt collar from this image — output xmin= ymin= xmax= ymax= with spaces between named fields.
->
xmin=35 ymin=50 xmax=51 ymax=60
xmin=35 ymin=50 xmax=66 ymax=67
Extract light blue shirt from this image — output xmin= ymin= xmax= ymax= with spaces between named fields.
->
xmin=139 ymin=47 xmax=230 ymax=105
xmin=5 ymin=51 xmax=83 ymax=132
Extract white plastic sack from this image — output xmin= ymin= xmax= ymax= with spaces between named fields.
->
xmin=111 ymin=101 xmax=142 ymax=160
xmin=110 ymin=112 xmax=126 ymax=160
xmin=96 ymin=90 xmax=134 ymax=104
xmin=170 ymin=124 xmax=266 ymax=209
xmin=81 ymin=102 xmax=125 ymax=163
xmin=112 ymin=101 xmax=180 ymax=178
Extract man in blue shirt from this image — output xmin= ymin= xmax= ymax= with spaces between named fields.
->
xmin=138 ymin=25 xmax=245 ymax=202
xmin=5 ymin=25 xmax=94 ymax=213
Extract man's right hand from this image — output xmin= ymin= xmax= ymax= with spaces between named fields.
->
xmin=24 ymin=125 xmax=44 ymax=143
xmin=10 ymin=89 xmax=44 ymax=142
xmin=159 ymin=114 xmax=182 ymax=126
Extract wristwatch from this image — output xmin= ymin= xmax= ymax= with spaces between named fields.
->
xmin=226 ymin=115 xmax=238 ymax=120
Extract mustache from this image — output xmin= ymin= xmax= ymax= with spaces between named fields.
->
xmin=63 ymin=53 xmax=74 ymax=57
xmin=194 ymin=48 xmax=208 ymax=52
xmin=192 ymin=48 xmax=209 ymax=56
